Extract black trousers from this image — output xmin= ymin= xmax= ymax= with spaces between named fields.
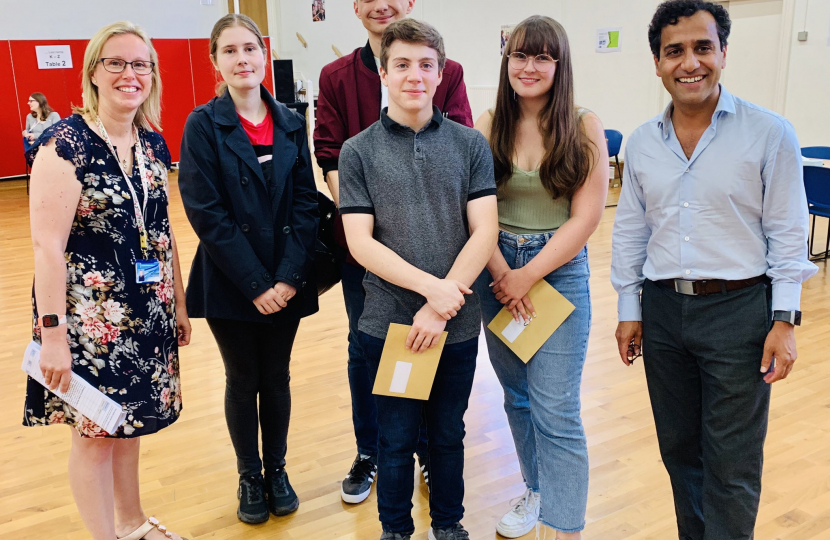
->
xmin=207 ymin=317 xmax=300 ymax=477
xmin=642 ymin=279 xmax=772 ymax=540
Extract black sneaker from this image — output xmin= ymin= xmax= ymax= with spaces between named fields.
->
xmin=380 ymin=531 xmax=412 ymax=540
xmin=418 ymin=454 xmax=430 ymax=493
xmin=237 ymin=475 xmax=269 ymax=524
xmin=264 ymin=468 xmax=299 ymax=516
xmin=428 ymin=523 xmax=470 ymax=540
xmin=341 ymin=454 xmax=377 ymax=504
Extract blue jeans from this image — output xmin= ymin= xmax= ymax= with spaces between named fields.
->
xmin=475 ymin=230 xmax=591 ymax=533
xmin=342 ymin=262 xmax=428 ymax=459
xmin=360 ymin=332 xmax=478 ymax=534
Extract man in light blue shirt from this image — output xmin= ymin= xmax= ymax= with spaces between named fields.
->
xmin=611 ymin=1 xmax=817 ymax=539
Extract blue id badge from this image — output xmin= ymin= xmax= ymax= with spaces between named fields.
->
xmin=135 ymin=259 xmax=162 ymax=284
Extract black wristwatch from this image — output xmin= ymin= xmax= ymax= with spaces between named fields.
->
xmin=772 ymin=310 xmax=801 ymax=326
xmin=37 ymin=314 xmax=67 ymax=328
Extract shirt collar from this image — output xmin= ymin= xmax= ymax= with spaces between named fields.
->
xmin=658 ymin=84 xmax=736 ymax=139
xmin=380 ymin=105 xmax=444 ymax=133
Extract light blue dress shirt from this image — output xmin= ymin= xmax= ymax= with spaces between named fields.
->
xmin=611 ymin=86 xmax=817 ymax=321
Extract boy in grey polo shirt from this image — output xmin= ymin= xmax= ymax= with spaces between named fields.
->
xmin=339 ymin=19 xmax=498 ymax=540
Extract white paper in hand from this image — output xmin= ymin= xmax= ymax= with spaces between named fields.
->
xmin=501 ymin=318 xmax=530 ymax=343
xmin=22 ymin=341 xmax=127 ymax=434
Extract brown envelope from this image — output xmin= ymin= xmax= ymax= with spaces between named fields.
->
xmin=371 ymin=323 xmax=447 ymax=400
xmin=486 ymin=279 xmax=575 ymax=363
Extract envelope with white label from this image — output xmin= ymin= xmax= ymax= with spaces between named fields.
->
xmin=486 ymin=279 xmax=575 ymax=363
xmin=372 ymin=323 xmax=447 ymax=400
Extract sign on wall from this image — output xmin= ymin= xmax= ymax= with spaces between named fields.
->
xmin=596 ymin=28 xmax=622 ymax=53
xmin=35 ymin=45 xmax=73 ymax=69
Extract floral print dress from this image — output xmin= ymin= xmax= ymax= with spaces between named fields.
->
xmin=23 ymin=114 xmax=182 ymax=438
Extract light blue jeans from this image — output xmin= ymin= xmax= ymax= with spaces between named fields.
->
xmin=475 ymin=230 xmax=591 ymax=533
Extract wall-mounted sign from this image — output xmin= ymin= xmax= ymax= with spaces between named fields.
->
xmin=596 ymin=28 xmax=622 ymax=53
xmin=35 ymin=45 xmax=73 ymax=69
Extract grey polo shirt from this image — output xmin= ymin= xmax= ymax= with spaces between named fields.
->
xmin=339 ymin=106 xmax=496 ymax=344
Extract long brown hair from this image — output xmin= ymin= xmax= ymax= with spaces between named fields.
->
xmin=490 ymin=16 xmax=595 ymax=200
xmin=30 ymin=92 xmax=54 ymax=121
xmin=209 ymin=14 xmax=267 ymax=97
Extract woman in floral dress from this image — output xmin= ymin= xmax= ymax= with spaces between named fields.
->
xmin=24 ymin=21 xmax=190 ymax=540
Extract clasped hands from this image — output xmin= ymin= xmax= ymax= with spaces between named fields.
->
xmin=253 ymin=282 xmax=297 ymax=315
xmin=491 ymin=267 xmax=537 ymax=323
xmin=406 ymin=278 xmax=471 ymax=354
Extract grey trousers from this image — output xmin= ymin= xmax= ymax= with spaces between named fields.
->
xmin=642 ymin=279 xmax=772 ymax=540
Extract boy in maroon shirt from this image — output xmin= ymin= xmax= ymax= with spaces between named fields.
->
xmin=313 ymin=0 xmax=473 ymax=505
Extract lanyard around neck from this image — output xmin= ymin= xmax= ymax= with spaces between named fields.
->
xmin=95 ymin=116 xmax=153 ymax=257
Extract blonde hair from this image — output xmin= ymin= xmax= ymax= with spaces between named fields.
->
xmin=73 ymin=21 xmax=162 ymax=131
xmin=209 ymin=14 xmax=267 ymax=97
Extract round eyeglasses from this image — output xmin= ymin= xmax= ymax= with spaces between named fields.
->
xmin=507 ymin=52 xmax=558 ymax=72
xmin=99 ymin=58 xmax=155 ymax=75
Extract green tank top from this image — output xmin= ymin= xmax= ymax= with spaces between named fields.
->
xmin=492 ymin=107 xmax=590 ymax=234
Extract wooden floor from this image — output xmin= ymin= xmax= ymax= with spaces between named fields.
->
xmin=1 ymin=173 xmax=828 ymax=540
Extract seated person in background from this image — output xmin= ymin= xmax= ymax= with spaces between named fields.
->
xmin=23 ymin=92 xmax=60 ymax=151
xmin=340 ymin=19 xmax=498 ymax=540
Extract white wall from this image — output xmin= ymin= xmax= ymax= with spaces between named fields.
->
xmin=270 ymin=0 xmax=830 ymax=152
xmin=784 ymin=0 xmax=830 ymax=147
xmin=0 ymin=0 xmax=227 ymax=39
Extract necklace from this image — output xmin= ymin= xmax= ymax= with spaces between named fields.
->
xmin=119 ymin=132 xmax=134 ymax=168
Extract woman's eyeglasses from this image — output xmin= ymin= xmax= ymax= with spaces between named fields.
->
xmin=99 ymin=58 xmax=155 ymax=75
xmin=507 ymin=52 xmax=558 ymax=72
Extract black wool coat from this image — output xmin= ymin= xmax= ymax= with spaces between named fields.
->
xmin=178 ymin=85 xmax=319 ymax=322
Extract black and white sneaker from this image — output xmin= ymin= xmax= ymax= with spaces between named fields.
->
xmin=237 ymin=474 xmax=269 ymax=524
xmin=418 ymin=455 xmax=430 ymax=493
xmin=341 ymin=454 xmax=377 ymax=504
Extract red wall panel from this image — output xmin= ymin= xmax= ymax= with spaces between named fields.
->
xmin=1 ymin=36 xmax=279 ymax=178
xmin=10 ymin=40 xmax=87 ymax=120
xmin=153 ymin=39 xmax=196 ymax=163
xmin=0 ymin=42 xmax=26 ymax=178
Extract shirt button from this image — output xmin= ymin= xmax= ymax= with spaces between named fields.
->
xmin=685 ymin=269 xmax=691 ymax=275
xmin=683 ymin=202 xmax=690 ymax=208
xmin=241 ymin=224 xmax=251 ymax=233
xmin=684 ymin=236 xmax=690 ymax=241
xmin=283 ymin=226 xmax=291 ymax=235
xmin=685 ymin=168 xmax=690 ymax=173
xmin=241 ymin=177 xmax=249 ymax=186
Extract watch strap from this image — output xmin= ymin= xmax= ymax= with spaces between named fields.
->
xmin=37 ymin=314 xmax=67 ymax=328
xmin=772 ymin=310 xmax=801 ymax=326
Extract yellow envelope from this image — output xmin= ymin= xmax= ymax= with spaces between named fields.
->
xmin=486 ymin=279 xmax=575 ymax=363
xmin=372 ymin=323 xmax=447 ymax=400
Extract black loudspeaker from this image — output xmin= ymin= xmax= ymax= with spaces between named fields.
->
xmin=273 ymin=59 xmax=295 ymax=104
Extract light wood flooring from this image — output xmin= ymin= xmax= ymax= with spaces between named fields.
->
xmin=0 ymin=173 xmax=828 ymax=540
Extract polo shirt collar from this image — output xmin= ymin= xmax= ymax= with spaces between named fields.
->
xmin=658 ymin=83 xmax=737 ymax=139
xmin=380 ymin=105 xmax=444 ymax=133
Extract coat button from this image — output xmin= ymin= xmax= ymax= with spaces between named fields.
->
xmin=302 ymin=281 xmax=307 ymax=287
xmin=264 ymin=272 xmax=272 ymax=281
xmin=293 ymin=273 xmax=300 ymax=280
xmin=250 ymin=281 xmax=258 ymax=289
xmin=283 ymin=226 xmax=291 ymax=235
xmin=241 ymin=177 xmax=249 ymax=186
xmin=241 ymin=224 xmax=251 ymax=233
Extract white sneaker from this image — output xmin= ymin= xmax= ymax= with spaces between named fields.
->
xmin=496 ymin=488 xmax=540 ymax=538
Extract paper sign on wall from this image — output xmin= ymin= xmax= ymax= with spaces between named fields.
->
xmin=596 ymin=28 xmax=622 ymax=53
xmin=35 ymin=45 xmax=73 ymax=69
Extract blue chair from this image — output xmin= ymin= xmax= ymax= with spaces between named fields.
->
xmin=804 ymin=165 xmax=830 ymax=260
xmin=605 ymin=129 xmax=623 ymax=183
xmin=802 ymin=146 xmax=830 ymax=160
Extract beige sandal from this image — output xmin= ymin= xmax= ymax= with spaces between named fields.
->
xmin=118 ymin=517 xmax=189 ymax=540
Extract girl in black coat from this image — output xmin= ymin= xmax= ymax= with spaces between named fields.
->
xmin=178 ymin=14 xmax=318 ymax=524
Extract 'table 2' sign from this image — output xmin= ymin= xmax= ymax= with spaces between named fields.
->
xmin=35 ymin=46 xmax=73 ymax=70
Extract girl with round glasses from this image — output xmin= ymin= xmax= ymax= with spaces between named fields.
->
xmin=474 ymin=15 xmax=609 ymax=539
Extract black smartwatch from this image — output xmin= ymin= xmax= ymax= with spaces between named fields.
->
xmin=772 ymin=310 xmax=801 ymax=326
xmin=37 ymin=314 xmax=67 ymax=328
